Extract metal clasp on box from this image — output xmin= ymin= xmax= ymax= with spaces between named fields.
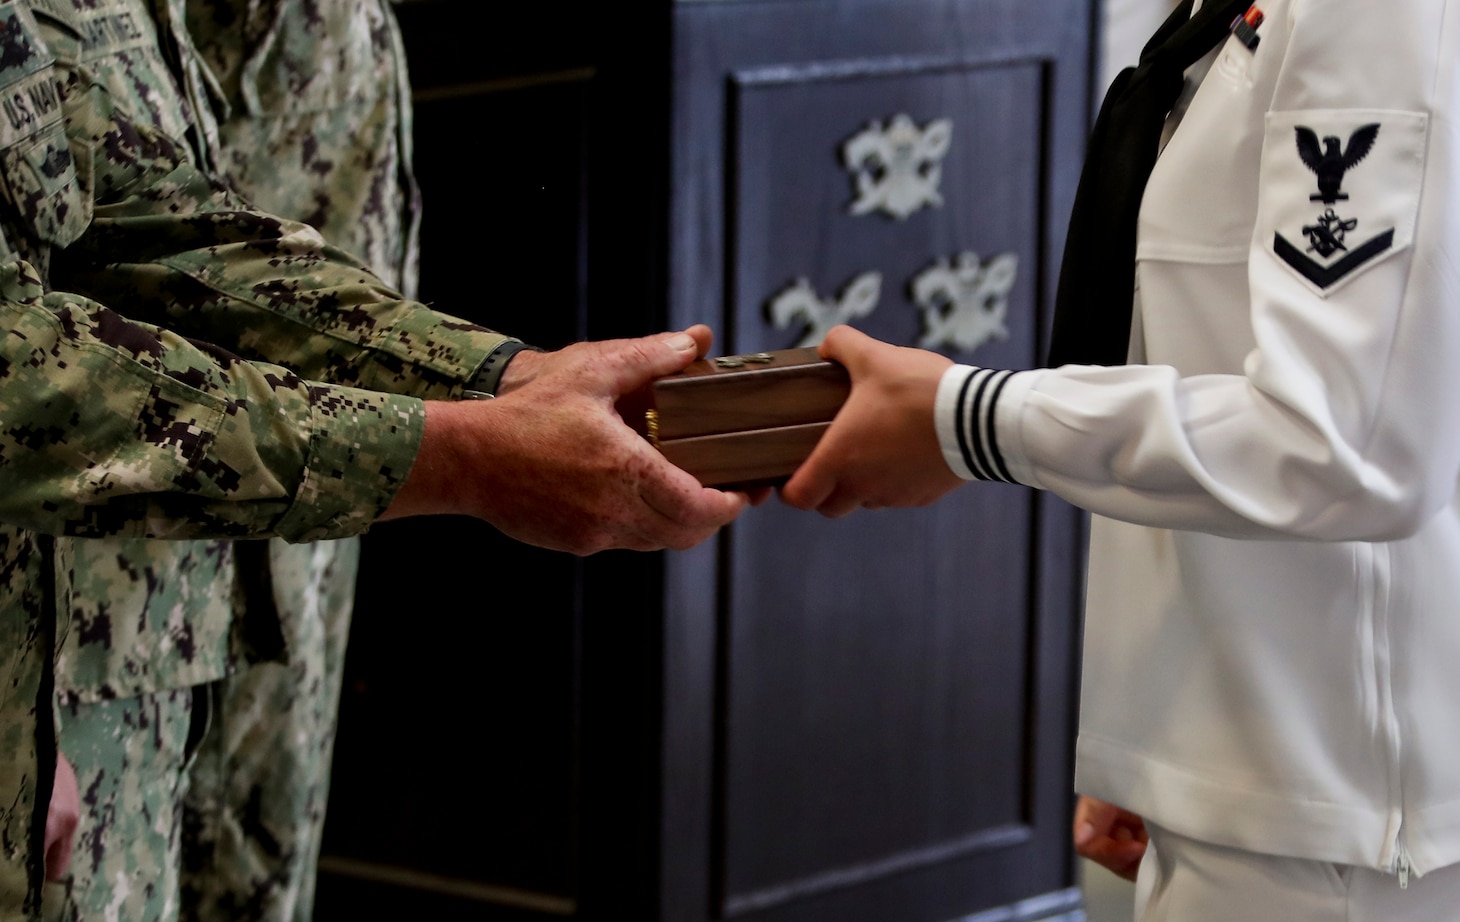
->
xmin=713 ymin=353 xmax=775 ymax=369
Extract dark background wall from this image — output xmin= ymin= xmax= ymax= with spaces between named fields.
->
xmin=315 ymin=2 xmax=1095 ymax=920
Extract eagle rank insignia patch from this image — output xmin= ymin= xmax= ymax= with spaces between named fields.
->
xmin=1263 ymin=110 xmax=1428 ymax=296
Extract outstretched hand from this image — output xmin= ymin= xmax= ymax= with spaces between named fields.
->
xmin=385 ymin=326 xmax=749 ymax=555
xmin=780 ymin=325 xmax=963 ymax=517
xmin=1073 ymin=795 xmax=1148 ymax=882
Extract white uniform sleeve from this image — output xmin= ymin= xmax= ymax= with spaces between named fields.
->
xmin=937 ymin=0 xmax=1460 ymax=542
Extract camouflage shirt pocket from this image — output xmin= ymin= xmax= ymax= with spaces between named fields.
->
xmin=0 ymin=4 xmax=90 ymax=248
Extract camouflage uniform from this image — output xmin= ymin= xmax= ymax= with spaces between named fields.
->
xmin=0 ymin=0 xmax=520 ymax=917
xmin=178 ymin=3 xmax=418 ymax=919
xmin=51 ymin=1 xmax=426 ymax=919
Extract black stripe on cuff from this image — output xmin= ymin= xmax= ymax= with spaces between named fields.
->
xmin=955 ymin=370 xmax=982 ymax=479
xmin=985 ymin=370 xmax=1016 ymax=484
xmin=956 ymin=369 xmax=1016 ymax=484
xmin=969 ymin=371 xmax=1001 ymax=480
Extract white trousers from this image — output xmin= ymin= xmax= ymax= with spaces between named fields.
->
xmin=1134 ymin=824 xmax=1460 ymax=922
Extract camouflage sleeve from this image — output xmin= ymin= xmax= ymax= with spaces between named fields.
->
xmin=48 ymin=54 xmax=518 ymax=401
xmin=0 ymin=258 xmax=422 ymax=544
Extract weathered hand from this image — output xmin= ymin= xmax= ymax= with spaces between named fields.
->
xmin=781 ymin=325 xmax=963 ymax=517
xmin=46 ymin=753 xmax=79 ymax=882
xmin=386 ymin=328 xmax=749 ymax=554
xmin=1073 ymin=795 xmax=1148 ymax=882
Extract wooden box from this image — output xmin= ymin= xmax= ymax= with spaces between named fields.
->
xmin=637 ymin=347 xmax=850 ymax=487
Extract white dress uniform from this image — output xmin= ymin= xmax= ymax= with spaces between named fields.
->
xmin=936 ymin=0 xmax=1460 ymax=913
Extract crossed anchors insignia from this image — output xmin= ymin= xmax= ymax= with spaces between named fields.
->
xmin=766 ymin=272 xmax=882 ymax=347
xmin=841 ymin=114 xmax=953 ymax=221
xmin=1274 ymin=122 xmax=1393 ymax=289
xmin=909 ymin=251 xmax=1017 ymax=353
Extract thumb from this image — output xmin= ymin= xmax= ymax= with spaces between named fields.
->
xmin=1074 ymin=796 xmax=1119 ymax=838
xmin=595 ymin=330 xmax=703 ymax=396
xmin=1074 ymin=820 xmax=1097 ymax=848
xmin=817 ymin=325 xmax=879 ymax=374
xmin=683 ymin=323 xmax=715 ymax=359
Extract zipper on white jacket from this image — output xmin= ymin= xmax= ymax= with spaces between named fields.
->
xmin=1392 ymin=836 xmax=1412 ymax=889
xmin=1365 ymin=542 xmax=1410 ymax=891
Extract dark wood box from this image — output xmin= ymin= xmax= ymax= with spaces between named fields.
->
xmin=640 ymin=347 xmax=850 ymax=487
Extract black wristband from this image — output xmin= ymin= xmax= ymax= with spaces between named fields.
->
xmin=463 ymin=340 xmax=543 ymax=398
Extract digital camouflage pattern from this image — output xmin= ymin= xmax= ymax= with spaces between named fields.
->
xmin=0 ymin=525 xmax=50 ymax=922
xmin=183 ymin=0 xmax=420 ymax=298
xmin=44 ymin=689 xmax=196 ymax=922
xmin=0 ymin=0 xmax=515 ymax=916
xmin=179 ymin=3 xmax=420 ymax=919
xmin=0 ymin=247 xmax=427 ymax=543
xmin=43 ymin=0 xmax=238 ymax=708
xmin=0 ymin=7 xmax=70 ymax=915
xmin=179 ymin=537 xmax=359 ymax=922
xmin=53 ymin=540 xmax=236 ymax=705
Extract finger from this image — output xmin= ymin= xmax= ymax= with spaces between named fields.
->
xmin=780 ymin=456 xmax=836 ymax=511
xmin=45 ymin=830 xmax=74 ymax=882
xmin=593 ymin=332 xmax=704 ymax=397
xmin=636 ymin=448 xmax=748 ymax=536
xmin=780 ymin=413 xmax=855 ymax=510
xmin=1074 ymin=802 xmax=1113 ymax=853
xmin=1075 ymin=824 xmax=1145 ymax=862
xmin=683 ymin=324 xmax=715 ymax=359
xmin=816 ymin=324 xmax=879 ymax=370
xmin=813 ymin=484 xmax=863 ymax=519
xmin=45 ymin=756 xmax=79 ymax=881
xmin=1083 ymin=838 xmax=1148 ymax=882
xmin=716 ymin=487 xmax=770 ymax=508
xmin=648 ymin=488 xmax=749 ymax=551
xmin=742 ymin=486 xmax=774 ymax=507
xmin=1079 ymin=831 xmax=1144 ymax=860
xmin=1074 ymin=796 xmax=1121 ymax=840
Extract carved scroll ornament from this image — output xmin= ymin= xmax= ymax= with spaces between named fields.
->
xmin=909 ymin=251 xmax=1017 ymax=354
xmin=766 ymin=272 xmax=883 ymax=347
xmin=841 ymin=114 xmax=953 ymax=220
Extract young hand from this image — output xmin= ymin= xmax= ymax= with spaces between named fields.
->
xmin=1073 ymin=794 xmax=1148 ymax=882
xmin=781 ymin=325 xmax=964 ymax=517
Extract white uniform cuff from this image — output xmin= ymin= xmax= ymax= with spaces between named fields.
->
xmin=935 ymin=364 xmax=1042 ymax=485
